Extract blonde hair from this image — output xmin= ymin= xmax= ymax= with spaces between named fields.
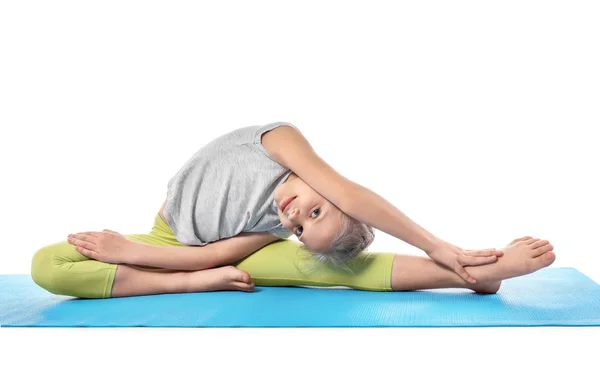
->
xmin=305 ymin=212 xmax=375 ymax=273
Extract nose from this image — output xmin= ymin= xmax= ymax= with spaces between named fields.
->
xmin=287 ymin=208 xmax=300 ymax=222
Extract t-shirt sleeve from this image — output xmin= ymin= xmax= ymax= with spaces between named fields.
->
xmin=268 ymin=226 xmax=294 ymax=239
xmin=252 ymin=121 xmax=301 ymax=158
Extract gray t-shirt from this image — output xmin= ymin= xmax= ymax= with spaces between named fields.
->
xmin=163 ymin=121 xmax=298 ymax=245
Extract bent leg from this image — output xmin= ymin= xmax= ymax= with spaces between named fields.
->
xmin=30 ymin=213 xmax=191 ymax=298
xmin=30 ymin=232 xmax=173 ymax=299
xmin=31 ymin=239 xmax=117 ymax=298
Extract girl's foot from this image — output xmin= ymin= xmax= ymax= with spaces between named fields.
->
xmin=469 ymin=236 xmax=556 ymax=292
xmin=185 ymin=265 xmax=255 ymax=293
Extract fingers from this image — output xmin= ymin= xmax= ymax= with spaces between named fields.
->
xmin=458 ymin=254 xmax=497 ymax=266
xmin=74 ymin=232 xmax=96 ymax=237
xmin=70 ymin=231 xmax=108 ymax=238
xmin=68 ymin=233 xmax=97 ymax=246
xmin=70 ymin=239 xmax=96 ymax=250
xmin=464 ymin=248 xmax=499 ymax=257
xmin=67 ymin=234 xmax=98 ymax=258
xmin=73 ymin=244 xmax=97 ymax=259
xmin=455 ymin=264 xmax=477 ymax=284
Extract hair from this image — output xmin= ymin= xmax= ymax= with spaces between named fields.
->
xmin=304 ymin=213 xmax=375 ymax=274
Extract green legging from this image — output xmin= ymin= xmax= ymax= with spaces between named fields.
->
xmin=31 ymin=213 xmax=395 ymax=298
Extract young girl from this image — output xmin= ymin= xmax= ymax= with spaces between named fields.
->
xmin=31 ymin=121 xmax=556 ymax=298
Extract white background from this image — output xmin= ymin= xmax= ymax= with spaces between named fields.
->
xmin=1 ymin=1 xmax=599 ymax=378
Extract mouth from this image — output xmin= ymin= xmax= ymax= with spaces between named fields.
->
xmin=280 ymin=196 xmax=296 ymax=213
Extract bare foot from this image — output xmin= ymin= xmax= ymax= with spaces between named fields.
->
xmin=468 ymin=236 xmax=556 ymax=293
xmin=184 ymin=266 xmax=255 ymax=293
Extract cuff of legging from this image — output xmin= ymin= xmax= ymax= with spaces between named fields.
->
xmin=382 ymin=253 xmax=395 ymax=291
xmin=102 ymin=264 xmax=118 ymax=299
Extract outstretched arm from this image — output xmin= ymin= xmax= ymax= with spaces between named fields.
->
xmin=262 ymin=125 xmax=440 ymax=253
xmin=333 ymin=181 xmax=441 ymax=253
xmin=262 ymin=126 xmax=501 ymax=283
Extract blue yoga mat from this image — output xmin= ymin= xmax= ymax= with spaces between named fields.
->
xmin=1 ymin=267 xmax=599 ymax=327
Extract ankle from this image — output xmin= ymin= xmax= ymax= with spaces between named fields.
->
xmin=171 ymin=271 xmax=191 ymax=293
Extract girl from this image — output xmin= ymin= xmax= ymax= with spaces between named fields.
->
xmin=31 ymin=121 xmax=556 ymax=298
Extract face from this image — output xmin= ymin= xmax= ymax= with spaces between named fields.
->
xmin=274 ymin=173 xmax=344 ymax=253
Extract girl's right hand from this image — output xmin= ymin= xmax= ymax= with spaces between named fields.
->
xmin=427 ymin=241 xmax=503 ymax=284
xmin=67 ymin=229 xmax=136 ymax=264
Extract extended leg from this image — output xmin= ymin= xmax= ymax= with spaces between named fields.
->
xmin=390 ymin=254 xmax=500 ymax=293
xmin=390 ymin=236 xmax=556 ymax=293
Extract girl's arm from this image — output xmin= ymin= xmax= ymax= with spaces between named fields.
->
xmin=333 ymin=181 xmax=441 ymax=253
xmin=262 ymin=126 xmax=441 ymax=254
xmin=262 ymin=125 xmax=501 ymax=285
xmin=129 ymin=232 xmax=282 ymax=270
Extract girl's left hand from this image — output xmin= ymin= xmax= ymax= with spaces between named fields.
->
xmin=67 ymin=229 xmax=134 ymax=264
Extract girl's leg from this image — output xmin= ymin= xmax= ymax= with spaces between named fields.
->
xmin=390 ymin=236 xmax=556 ymax=293
xmin=31 ymin=239 xmax=255 ymax=298
xmin=390 ymin=254 xmax=499 ymax=293
xmin=111 ymin=265 xmax=254 ymax=298
xmin=234 ymin=236 xmax=556 ymax=294
xmin=233 ymin=239 xmax=395 ymax=291
xmin=30 ymin=214 xmax=255 ymax=298
xmin=31 ymin=238 xmax=119 ymax=299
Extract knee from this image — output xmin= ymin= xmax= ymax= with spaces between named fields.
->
xmin=31 ymin=243 xmax=67 ymax=296
xmin=31 ymin=245 xmax=55 ymax=292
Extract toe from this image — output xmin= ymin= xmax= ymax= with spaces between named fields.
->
xmin=531 ymin=239 xmax=550 ymax=248
xmin=529 ymin=251 xmax=556 ymax=271
xmin=237 ymin=282 xmax=255 ymax=292
xmin=510 ymin=236 xmax=533 ymax=245
xmin=541 ymin=251 xmax=556 ymax=266
xmin=528 ymin=240 xmax=551 ymax=257
xmin=237 ymin=269 xmax=252 ymax=284
xmin=545 ymin=251 xmax=556 ymax=264
xmin=537 ymin=244 xmax=554 ymax=256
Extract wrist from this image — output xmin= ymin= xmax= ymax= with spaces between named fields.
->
xmin=125 ymin=240 xmax=148 ymax=265
xmin=422 ymin=235 xmax=447 ymax=255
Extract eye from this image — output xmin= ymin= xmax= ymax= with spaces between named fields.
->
xmin=295 ymin=208 xmax=320 ymax=237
